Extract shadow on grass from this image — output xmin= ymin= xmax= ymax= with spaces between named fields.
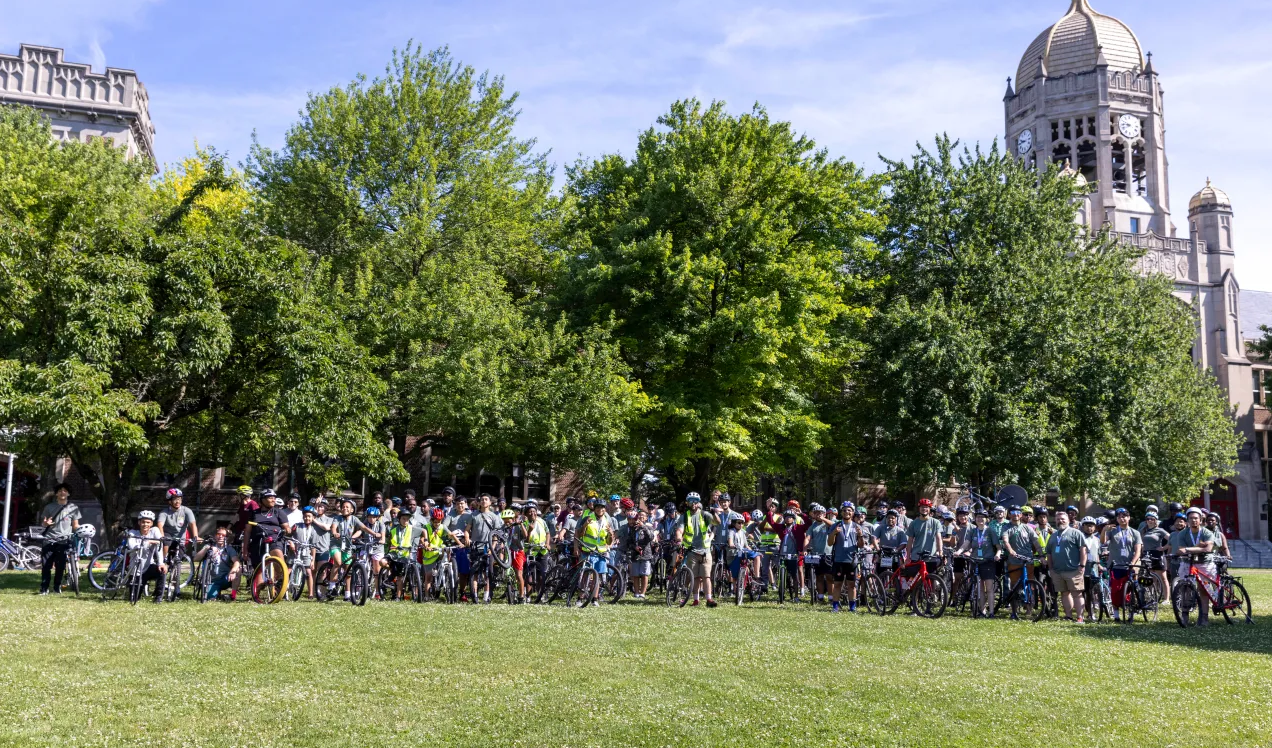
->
xmin=1071 ymin=614 xmax=1270 ymax=656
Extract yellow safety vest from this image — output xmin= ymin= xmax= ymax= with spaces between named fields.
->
xmin=388 ymin=525 xmax=414 ymax=558
xmin=419 ymin=524 xmax=447 ymax=564
xmin=527 ymin=518 xmax=548 ymax=555
xmin=682 ymin=513 xmax=712 ymax=549
xmin=580 ymin=517 xmax=609 ymax=554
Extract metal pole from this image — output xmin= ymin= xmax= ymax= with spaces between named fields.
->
xmin=2 ymin=453 xmax=14 ymax=539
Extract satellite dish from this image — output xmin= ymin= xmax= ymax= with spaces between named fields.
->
xmin=998 ymin=484 xmax=1028 ymax=509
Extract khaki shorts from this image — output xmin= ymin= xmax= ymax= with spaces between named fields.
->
xmin=687 ymin=549 xmax=713 ymax=578
xmin=1049 ymin=569 xmax=1084 ymax=593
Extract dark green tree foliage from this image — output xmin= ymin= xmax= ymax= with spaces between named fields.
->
xmin=852 ymin=137 xmax=1238 ymax=503
xmin=558 ymin=100 xmax=880 ymax=497
xmin=249 ymin=45 xmax=641 ymax=483
xmin=0 ymin=107 xmax=399 ymax=536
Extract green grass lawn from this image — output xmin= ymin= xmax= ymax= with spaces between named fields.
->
xmin=1 ymin=570 xmax=1269 ymax=748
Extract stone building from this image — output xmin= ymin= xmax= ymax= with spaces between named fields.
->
xmin=0 ymin=44 xmax=154 ymax=163
xmin=1004 ymin=0 xmax=1269 ymax=551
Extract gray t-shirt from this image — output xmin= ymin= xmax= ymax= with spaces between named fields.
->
xmin=1170 ymin=526 xmax=1216 ymax=560
xmin=676 ymin=513 xmax=715 ymax=552
xmin=1082 ymin=533 xmax=1102 ymax=576
xmin=463 ymin=510 xmax=503 ymax=548
xmin=831 ymin=521 xmax=860 ymax=563
xmin=906 ymin=517 xmax=943 ymax=558
xmin=806 ymin=522 xmax=832 ymax=557
xmin=714 ymin=510 xmax=743 ymax=545
xmin=1045 ymin=527 xmax=1086 ymax=573
xmin=960 ymin=525 xmax=999 ymax=562
xmin=311 ymin=514 xmax=333 ymax=554
xmin=40 ymin=502 xmax=82 ymax=541
xmin=1141 ymin=526 xmax=1170 ymax=554
xmin=158 ymin=506 xmax=198 ymax=539
xmin=1001 ymin=523 xmax=1039 ymax=561
xmin=1106 ymin=527 xmax=1142 ymax=566
xmin=877 ymin=525 xmax=907 ymax=550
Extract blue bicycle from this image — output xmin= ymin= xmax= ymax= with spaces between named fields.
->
xmin=993 ymin=554 xmax=1048 ymax=621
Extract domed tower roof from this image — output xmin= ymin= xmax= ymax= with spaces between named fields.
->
xmin=1016 ymin=0 xmax=1145 ymax=90
xmin=1189 ymin=179 xmax=1232 ymax=213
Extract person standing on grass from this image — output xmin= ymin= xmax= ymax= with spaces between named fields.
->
xmin=1170 ymin=508 xmax=1216 ymax=627
xmin=576 ymin=496 xmax=614 ymax=607
xmin=674 ymin=493 xmax=719 ymax=608
xmin=1000 ymin=507 xmax=1041 ymax=594
xmin=38 ymin=482 xmax=81 ymax=595
xmin=1106 ymin=508 xmax=1141 ymax=621
xmin=905 ymin=499 xmax=944 ymax=563
xmin=1045 ymin=511 xmax=1088 ymax=622
xmin=805 ymin=504 xmax=833 ymax=602
xmin=956 ymin=508 xmax=999 ymax=617
xmin=1140 ymin=511 xmax=1171 ymax=604
xmin=1205 ymin=512 xmax=1230 ymax=560
xmin=949 ymin=507 xmax=973 ymax=596
xmin=827 ymin=503 xmax=863 ymax=613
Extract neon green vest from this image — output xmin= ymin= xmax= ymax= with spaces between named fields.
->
xmin=580 ymin=517 xmax=609 ymax=554
xmin=682 ymin=513 xmax=711 ymax=549
xmin=388 ymin=525 xmax=414 ymax=558
xmin=527 ymin=518 xmax=548 ymax=555
xmin=420 ymin=524 xmax=446 ymax=564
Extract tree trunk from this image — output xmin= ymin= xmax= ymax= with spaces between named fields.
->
xmin=70 ymin=447 xmax=139 ymax=544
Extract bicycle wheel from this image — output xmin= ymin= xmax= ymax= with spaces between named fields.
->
xmin=609 ymin=566 xmax=629 ymax=603
xmin=288 ymin=566 xmax=308 ymax=601
xmin=87 ymin=551 xmax=121 ymax=591
xmin=1117 ymin=580 xmax=1138 ymax=624
xmin=913 ymin=576 xmax=949 ymax=618
xmin=735 ymin=568 xmax=746 ymax=605
xmin=252 ymin=556 xmax=288 ymax=604
xmin=674 ymin=566 xmax=693 ymax=608
xmin=1172 ymin=581 xmax=1197 ymax=628
xmin=491 ymin=539 xmax=511 ymax=569
xmin=652 ymin=557 xmax=667 ymax=592
xmin=777 ymin=565 xmax=787 ymax=605
xmin=807 ymin=566 xmax=819 ymax=606
xmin=664 ymin=565 xmax=679 ymax=607
xmin=862 ymin=573 xmax=886 ymax=615
xmin=570 ymin=568 xmax=597 ymax=608
xmin=128 ymin=573 xmax=144 ymax=606
xmin=66 ymin=553 xmax=81 ymax=596
xmin=1138 ymin=578 xmax=1160 ymax=623
xmin=349 ymin=565 xmax=368 ymax=606
xmin=409 ymin=566 xmax=424 ymax=603
xmin=313 ymin=562 xmax=333 ymax=601
xmin=1220 ymin=579 xmax=1253 ymax=625
xmin=882 ymin=575 xmax=904 ymax=615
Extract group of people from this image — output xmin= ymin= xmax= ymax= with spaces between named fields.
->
xmin=34 ymin=482 xmax=1234 ymax=624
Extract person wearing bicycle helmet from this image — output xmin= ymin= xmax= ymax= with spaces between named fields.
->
xmin=575 ymin=495 xmax=616 ymax=606
xmin=126 ymin=510 xmax=168 ymax=603
xmin=364 ymin=505 xmax=389 ymax=593
xmin=948 ymin=506 xmax=973 ymax=593
xmin=194 ymin=526 xmax=242 ymax=601
xmin=906 ymin=498 xmax=944 ymax=565
xmin=156 ymin=488 xmax=200 ymax=596
xmin=418 ymin=508 xmax=461 ymax=599
xmin=243 ymin=493 xmax=293 ymax=594
xmin=827 ymin=502 xmax=864 ymax=612
xmin=1000 ymin=508 xmax=1041 ymax=613
xmin=383 ymin=508 xmax=416 ymax=599
xmin=232 ymin=485 xmax=259 ymax=542
xmin=1106 ymin=508 xmax=1142 ymax=621
xmin=617 ymin=507 xmax=655 ymax=600
xmin=37 ymin=482 xmax=81 ymax=595
xmin=674 ymin=493 xmax=720 ymax=607
xmin=1139 ymin=511 xmax=1171 ymax=604
xmin=518 ymin=502 xmax=551 ymax=600
xmin=955 ymin=508 xmax=999 ymax=617
xmin=1203 ymin=512 xmax=1229 ymax=561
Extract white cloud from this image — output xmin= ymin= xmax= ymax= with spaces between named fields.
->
xmin=0 ymin=0 xmax=161 ymax=71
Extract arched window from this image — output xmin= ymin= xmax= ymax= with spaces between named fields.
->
xmin=1111 ymin=141 xmax=1127 ymax=192
xmin=1076 ymin=141 xmax=1097 ymax=185
xmin=1228 ymin=283 xmax=1239 ymax=318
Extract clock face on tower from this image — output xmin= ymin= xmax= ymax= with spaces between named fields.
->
xmin=1118 ymin=114 xmax=1142 ymax=140
xmin=1017 ymin=128 xmax=1033 ymax=155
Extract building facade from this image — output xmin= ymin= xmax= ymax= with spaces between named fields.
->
xmin=1005 ymin=0 xmax=1267 ymax=541
xmin=0 ymin=44 xmax=154 ymax=163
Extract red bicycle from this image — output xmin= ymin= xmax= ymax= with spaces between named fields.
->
xmin=1171 ymin=553 xmax=1253 ymax=627
xmin=881 ymin=552 xmax=949 ymax=618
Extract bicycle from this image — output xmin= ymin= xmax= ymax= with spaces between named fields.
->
xmin=1108 ymin=563 xmax=1148 ymax=624
xmin=287 ymin=542 xmax=315 ymax=601
xmin=0 ymin=530 xmax=44 ymax=572
xmin=313 ymin=541 xmax=369 ymax=605
xmin=993 ymin=554 xmax=1048 ymax=622
xmin=1216 ymin=559 xmax=1254 ymax=625
xmin=88 ymin=538 xmax=129 ymax=593
xmin=664 ymin=550 xmax=696 ymax=608
xmin=1172 ymin=553 xmax=1252 ymax=627
xmin=159 ymin=536 xmax=196 ymax=602
xmin=730 ymin=551 xmax=762 ymax=605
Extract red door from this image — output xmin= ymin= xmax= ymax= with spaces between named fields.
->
xmin=1193 ymin=479 xmax=1240 ymax=539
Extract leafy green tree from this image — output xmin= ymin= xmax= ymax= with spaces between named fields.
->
xmin=0 ymin=106 xmax=400 ymax=537
xmin=249 ymin=45 xmax=641 ymax=487
xmin=557 ymin=99 xmax=881 ymax=498
xmin=850 ymin=137 xmax=1238 ymax=504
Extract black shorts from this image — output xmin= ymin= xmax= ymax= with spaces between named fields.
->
xmin=388 ymin=557 xmax=408 ymax=576
xmin=249 ymin=535 xmax=284 ymax=566
xmin=832 ymin=561 xmax=856 ymax=581
xmin=975 ymin=561 xmax=997 ymax=581
xmin=951 ymin=557 xmax=968 ymax=574
xmin=1147 ymin=553 xmax=1166 ymax=571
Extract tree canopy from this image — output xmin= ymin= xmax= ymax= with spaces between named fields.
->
xmin=847 ymin=138 xmax=1238 ymax=504
xmin=557 ymin=99 xmax=882 ymax=497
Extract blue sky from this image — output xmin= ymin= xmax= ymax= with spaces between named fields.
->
xmin=7 ymin=0 xmax=1272 ymax=287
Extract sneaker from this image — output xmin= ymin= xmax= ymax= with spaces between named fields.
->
xmin=38 ymin=589 xmax=49 ymax=596
xmin=848 ymin=602 xmax=857 ymax=612
xmin=706 ymin=599 xmax=717 ymax=608
xmin=690 ymin=599 xmax=700 ymax=607
xmin=343 ymin=592 xmax=351 ymax=601
xmin=1075 ymin=617 xmax=1085 ymax=624
xmin=1009 ymin=613 xmax=1019 ymax=621
xmin=831 ymin=601 xmax=840 ymax=613
xmin=591 ymin=600 xmax=600 ymax=607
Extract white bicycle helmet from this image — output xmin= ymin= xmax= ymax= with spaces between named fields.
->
xmin=75 ymin=524 xmax=97 ymax=538
xmin=750 ymin=510 xmax=763 ymax=521
xmin=138 ymin=510 xmax=156 ymax=521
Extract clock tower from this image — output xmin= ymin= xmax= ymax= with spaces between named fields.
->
xmin=1004 ymin=0 xmax=1171 ymax=237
